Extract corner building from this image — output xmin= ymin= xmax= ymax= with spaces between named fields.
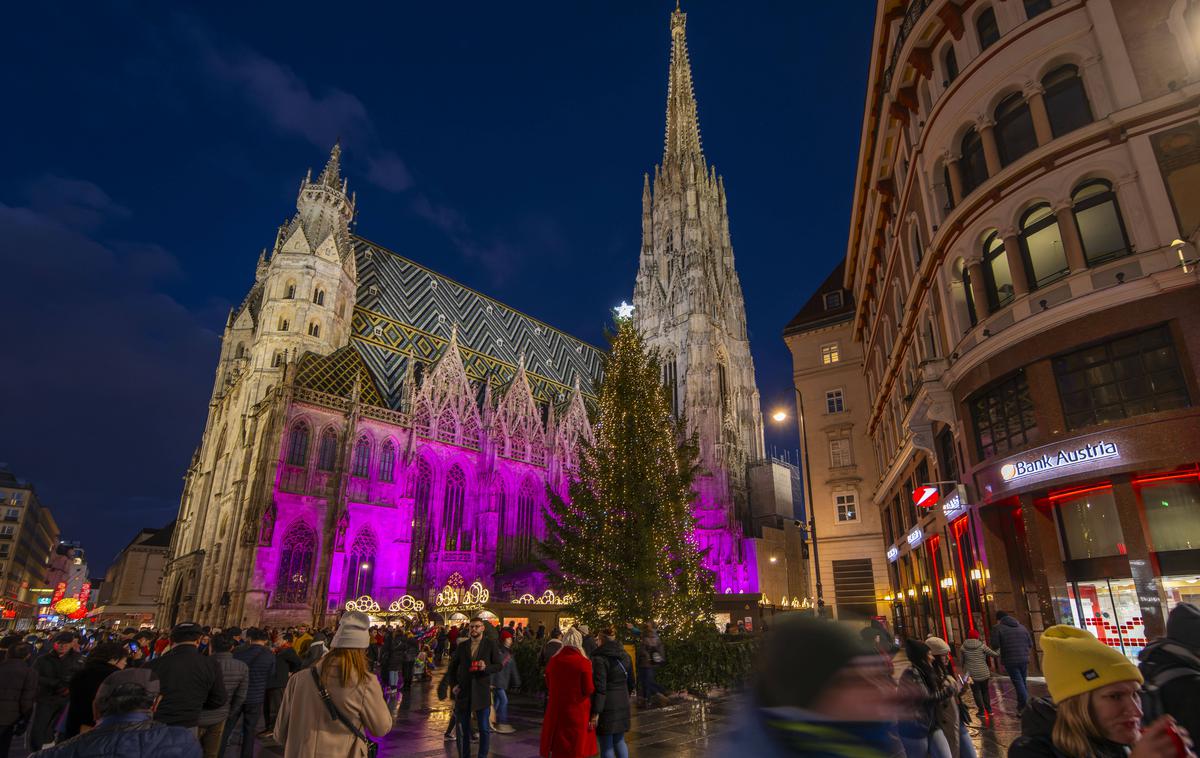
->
xmin=847 ymin=0 xmax=1200 ymax=660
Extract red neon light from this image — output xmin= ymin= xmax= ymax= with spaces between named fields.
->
xmin=1048 ymin=482 xmax=1113 ymax=501
xmin=927 ymin=536 xmax=948 ymax=640
xmin=913 ymin=486 xmax=940 ymax=509
xmin=952 ymin=517 xmax=976 ymax=633
xmin=1133 ymin=468 xmax=1200 ymax=486
xmin=51 ymin=582 xmax=66 ymax=606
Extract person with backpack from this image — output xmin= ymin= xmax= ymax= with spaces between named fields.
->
xmin=990 ymin=610 xmax=1034 ymax=712
xmin=958 ymin=630 xmax=999 ymax=726
xmin=635 ymin=622 xmax=667 ymax=707
xmin=589 ymin=626 xmax=634 ymax=758
xmin=1140 ymin=602 xmax=1200 ymax=746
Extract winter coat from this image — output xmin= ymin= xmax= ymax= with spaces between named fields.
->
xmin=897 ymin=664 xmax=955 ymax=739
xmin=34 ymin=650 xmax=80 ymax=702
xmin=538 ymin=639 xmax=563 ymax=669
xmin=1139 ymin=638 xmax=1200 ymax=747
xmin=198 ymin=652 xmax=248 ymax=727
xmin=31 ymin=712 xmax=202 ymax=758
xmin=491 ymin=646 xmax=522 ymax=692
xmin=1009 ymin=697 xmax=1129 ymax=758
xmin=990 ymin=615 xmax=1034 ymax=668
xmin=930 ymin=667 xmax=964 ymax=758
xmin=540 ymin=646 xmax=597 ymax=758
xmin=0 ymin=658 xmax=37 ymax=726
xmin=590 ymin=639 xmax=633 ymax=735
xmin=148 ymin=645 xmax=226 ymax=727
xmin=270 ymin=646 xmax=304 ymax=690
xmin=636 ymin=632 xmax=665 ymax=670
xmin=234 ymin=643 xmax=278 ymax=704
xmin=958 ymin=639 xmax=998 ymax=682
xmin=64 ymin=660 xmax=121 ymax=737
xmin=273 ymin=660 xmax=393 ymax=758
xmin=443 ymin=636 xmax=503 ymax=712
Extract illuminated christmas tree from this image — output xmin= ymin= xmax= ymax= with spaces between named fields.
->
xmin=541 ymin=313 xmax=713 ymax=631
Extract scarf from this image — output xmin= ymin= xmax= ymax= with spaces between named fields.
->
xmin=762 ymin=710 xmax=896 ymax=758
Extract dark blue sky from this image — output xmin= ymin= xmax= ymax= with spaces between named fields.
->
xmin=0 ymin=1 xmax=874 ymax=571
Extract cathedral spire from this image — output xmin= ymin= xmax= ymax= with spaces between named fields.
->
xmin=663 ymin=2 xmax=703 ymax=162
xmin=318 ymin=140 xmax=343 ymax=188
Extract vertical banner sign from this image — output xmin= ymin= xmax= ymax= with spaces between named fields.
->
xmin=51 ymin=582 xmax=67 ymax=606
xmin=78 ymin=582 xmax=91 ymax=607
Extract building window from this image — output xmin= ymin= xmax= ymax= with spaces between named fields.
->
xmin=718 ymin=362 xmax=729 ymax=417
xmin=443 ymin=465 xmax=467 ymax=552
xmin=351 ymin=435 xmax=370 ymax=478
xmin=1020 ymin=202 xmax=1069 ymax=288
xmin=1057 ymin=488 xmax=1126 ymax=559
xmin=1142 ymin=479 xmax=1200 ymax=552
xmin=285 ymin=282 xmax=296 ymax=299
xmin=957 ymin=259 xmax=978 ymax=328
xmin=278 ymin=318 xmax=290 ymax=332
xmin=824 ymin=291 xmax=844 ymax=310
xmin=829 ymin=438 xmax=853 ymax=468
xmin=379 ymin=440 xmax=396 ymax=483
xmin=286 ymin=422 xmax=310 ymax=467
xmin=936 ymin=427 xmax=960 ymax=482
xmin=345 ymin=527 xmax=377 ymax=598
xmin=4 ymin=508 xmax=17 ymax=521
xmin=515 ymin=478 xmax=538 ymax=563
xmin=234 ymin=342 xmax=245 ymax=358
xmin=1054 ymin=324 xmax=1190 ymax=430
xmin=274 ymin=520 xmax=316 ymax=605
xmin=943 ymin=45 xmax=959 ymax=85
xmin=995 ymin=93 xmax=1037 ymax=166
xmin=307 ymin=322 xmax=320 ymax=337
xmin=968 ymin=371 xmax=1038 ymax=458
xmin=836 ymin=493 xmax=858 ymax=522
xmin=1043 ymin=65 xmax=1093 ymax=138
xmin=0 ymin=525 xmax=14 ymax=536
xmin=272 ymin=352 xmax=284 ymax=368
xmin=982 ymin=229 xmax=1015 ymax=309
xmin=1024 ymin=0 xmax=1052 ymax=18
xmin=1150 ymin=123 xmax=1200 ymax=237
xmin=1072 ymin=180 xmax=1131 ymax=265
xmin=977 ymin=8 xmax=1000 ymax=50
xmin=960 ymin=128 xmax=988 ymax=196
xmin=407 ymin=457 xmax=433 ymax=586
xmin=942 ymin=164 xmax=956 ymax=211
xmin=316 ymin=429 xmax=338 ymax=471
xmin=821 ymin=343 xmax=841 ymax=365
xmin=912 ymin=227 xmax=924 ymax=267
xmin=826 ymin=389 xmax=845 ymax=414
xmin=314 ymin=288 xmax=326 ymax=306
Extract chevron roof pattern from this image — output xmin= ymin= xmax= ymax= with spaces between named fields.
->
xmin=350 ymin=236 xmax=603 ymax=409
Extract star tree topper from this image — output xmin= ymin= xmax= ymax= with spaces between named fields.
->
xmin=614 ymin=301 xmax=635 ymax=320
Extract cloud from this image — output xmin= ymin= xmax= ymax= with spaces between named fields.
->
xmin=28 ymin=175 xmax=130 ymax=232
xmin=366 ymin=150 xmax=414 ymax=192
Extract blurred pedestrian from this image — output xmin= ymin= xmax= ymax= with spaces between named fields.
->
xmin=926 ymin=636 xmax=974 ymax=758
xmin=1140 ymin=602 xmax=1200 ymax=744
xmin=958 ymin=629 xmax=999 ymax=726
xmin=1010 ymin=625 xmax=1184 ymax=758
xmin=302 ymin=632 xmax=328 ymax=669
xmin=898 ymin=638 xmax=956 ymax=758
xmin=63 ymin=641 xmax=127 ymax=738
xmin=540 ymin=628 xmax=595 ymax=758
xmin=30 ymin=632 xmax=82 ymax=749
xmin=491 ymin=630 xmax=521 ymax=733
xmin=273 ymin=611 xmax=392 ymax=758
xmin=589 ymin=625 xmax=633 ymax=758
xmin=0 ymin=642 xmax=37 ymax=758
xmin=266 ymin=633 xmax=303 ymax=734
xmin=197 ymin=635 xmax=246 ymax=758
xmin=227 ymin=627 xmax=275 ymax=757
xmin=635 ymin=622 xmax=668 ymax=707
xmin=990 ymin=611 xmax=1034 ymax=711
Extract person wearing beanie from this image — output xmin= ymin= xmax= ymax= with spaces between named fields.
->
xmin=490 ymin=628 xmax=521 ymax=734
xmin=958 ymin=629 xmax=1000 ymax=725
xmin=715 ymin=614 xmax=904 ymax=758
xmin=273 ymin=611 xmax=391 ymax=758
xmin=924 ymin=636 xmax=975 ymax=758
xmin=898 ymin=637 xmax=959 ymax=758
xmin=1140 ymin=602 xmax=1200 ymax=747
xmin=1011 ymin=625 xmax=1184 ymax=758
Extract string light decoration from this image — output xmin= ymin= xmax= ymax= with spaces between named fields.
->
xmin=344 ymin=595 xmax=380 ymax=613
xmin=540 ymin=318 xmax=714 ymax=631
xmin=513 ymin=589 xmax=575 ymax=605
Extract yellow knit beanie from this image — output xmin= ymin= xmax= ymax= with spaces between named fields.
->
xmin=1040 ymin=625 xmax=1142 ymax=703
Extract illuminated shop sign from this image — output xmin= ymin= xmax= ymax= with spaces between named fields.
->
xmin=941 ymin=486 xmax=968 ymax=520
xmin=36 ymin=597 xmax=51 ymax=605
xmin=887 ymin=546 xmax=899 ymax=562
xmin=912 ymin=486 xmax=939 ymax=509
xmin=907 ymin=527 xmax=924 ymax=547
xmin=999 ymin=441 xmax=1119 ymax=483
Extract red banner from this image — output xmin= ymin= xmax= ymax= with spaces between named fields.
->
xmin=51 ymin=582 xmax=67 ymax=605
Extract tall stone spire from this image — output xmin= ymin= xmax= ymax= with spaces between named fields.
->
xmin=664 ymin=2 xmax=703 ymax=162
xmin=317 ymin=140 xmax=344 ymax=188
xmin=283 ymin=142 xmax=356 ymax=260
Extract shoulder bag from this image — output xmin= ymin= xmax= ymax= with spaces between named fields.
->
xmin=309 ymin=667 xmax=379 ymax=758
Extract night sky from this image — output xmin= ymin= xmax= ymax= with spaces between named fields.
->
xmin=0 ymin=1 xmax=874 ymax=572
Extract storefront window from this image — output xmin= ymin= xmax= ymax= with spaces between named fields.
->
xmin=1141 ymin=479 xmax=1200 ymax=552
xmin=1163 ymin=575 xmax=1200 ymax=612
xmin=1066 ymin=579 xmax=1146 ymax=660
xmin=1057 ymin=488 xmax=1126 ymax=559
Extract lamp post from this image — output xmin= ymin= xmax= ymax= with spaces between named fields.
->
xmin=771 ymin=390 xmax=825 ymax=617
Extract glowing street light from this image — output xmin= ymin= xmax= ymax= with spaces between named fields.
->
xmin=771 ymin=410 xmax=787 ymax=423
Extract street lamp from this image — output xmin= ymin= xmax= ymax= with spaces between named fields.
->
xmin=770 ymin=395 xmax=825 ymax=616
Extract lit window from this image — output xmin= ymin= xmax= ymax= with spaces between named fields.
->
xmin=836 ymin=493 xmax=858 ymax=522
xmin=826 ymin=389 xmax=845 ymax=414
xmin=0 ymin=526 xmax=14 ymax=536
xmin=829 ymin=438 xmax=853 ymax=468
xmin=981 ymin=229 xmax=1014 ymax=309
xmin=824 ymin=291 xmax=844 ymax=310
xmin=1072 ymin=180 xmax=1130 ymax=265
xmin=1019 ymin=203 xmax=1069 ymax=288
xmin=821 ymin=343 xmax=840 ymax=365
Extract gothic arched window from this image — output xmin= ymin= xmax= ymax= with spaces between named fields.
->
xmin=314 ymin=288 xmax=326 ymax=306
xmin=273 ymin=352 xmax=284 ymax=368
xmin=316 ymin=429 xmax=338 ymax=471
xmin=960 ymin=128 xmax=988 ymax=196
xmin=351 ymin=435 xmax=370 ymax=478
xmin=307 ymin=321 xmax=320 ymax=337
xmin=412 ymin=402 xmax=431 ymax=438
xmin=235 ymin=342 xmax=245 ymax=358
xmin=1019 ymin=202 xmax=1069 ymax=287
xmin=981 ymin=230 xmax=1014 ymax=310
xmin=976 ymin=7 xmax=1000 ymax=51
xmin=284 ymin=281 xmax=296 ymax=299
xmin=275 ymin=520 xmax=316 ymax=605
xmin=286 ymin=422 xmax=310 ymax=467
xmin=437 ymin=408 xmax=457 ymax=444
xmin=462 ymin=414 xmax=480 ymax=449
xmin=442 ymin=465 xmax=466 ymax=552
xmin=278 ymin=318 xmax=290 ymax=332
xmin=407 ymin=457 xmax=433 ymax=585
xmin=912 ymin=226 xmax=924 ymax=268
xmin=994 ymin=93 xmax=1037 ymax=167
xmin=1071 ymin=180 xmax=1130 ymax=265
xmin=515 ymin=478 xmax=538 ymax=563
xmin=345 ymin=527 xmax=377 ymax=598
xmin=379 ymin=440 xmax=396 ymax=483
xmin=1043 ymin=65 xmax=1093 ymax=138
xmin=943 ymin=45 xmax=959 ymax=85
xmin=496 ymin=486 xmax=511 ymax=566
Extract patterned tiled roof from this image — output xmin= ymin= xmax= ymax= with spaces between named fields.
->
xmin=295 ymin=346 xmax=387 ymax=407
xmin=350 ymin=236 xmax=602 ymax=409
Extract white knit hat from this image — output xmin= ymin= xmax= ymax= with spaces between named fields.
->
xmin=332 ymin=611 xmax=371 ymax=649
xmin=562 ymin=627 xmax=585 ymax=654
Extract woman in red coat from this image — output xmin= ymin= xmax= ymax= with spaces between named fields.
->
xmin=540 ymin=630 xmax=597 ymax=758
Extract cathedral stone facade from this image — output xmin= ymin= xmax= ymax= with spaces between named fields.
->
xmin=160 ymin=5 xmax=768 ymax=627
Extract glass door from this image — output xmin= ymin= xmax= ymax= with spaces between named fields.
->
xmin=1067 ymin=578 xmax=1145 ymax=660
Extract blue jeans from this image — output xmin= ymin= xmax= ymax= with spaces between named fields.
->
xmin=638 ymin=667 xmax=665 ymax=699
xmin=599 ymin=732 xmax=629 ymax=758
xmin=386 ymin=670 xmax=399 ymax=688
xmin=959 ymin=723 xmax=977 ymax=758
xmin=493 ymin=688 xmax=508 ymax=724
xmin=900 ymin=730 xmax=952 ymax=758
xmin=1006 ymin=664 xmax=1029 ymax=710
xmin=455 ymin=704 xmax=491 ymax=758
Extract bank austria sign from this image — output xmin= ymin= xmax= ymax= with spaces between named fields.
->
xmin=999 ymin=441 xmax=1120 ymax=483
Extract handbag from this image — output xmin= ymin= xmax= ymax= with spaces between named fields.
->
xmin=310 ymin=668 xmax=379 ymax=758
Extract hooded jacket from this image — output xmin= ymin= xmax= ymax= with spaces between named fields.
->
xmin=991 ymin=616 xmax=1034 ymax=668
xmin=31 ymin=712 xmax=202 ymax=758
xmin=1139 ymin=638 xmax=1200 ymax=746
xmin=0 ymin=657 xmax=36 ymax=726
xmin=1009 ymin=697 xmax=1128 ymax=758
xmin=590 ymin=639 xmax=633 ymax=735
xmin=958 ymin=638 xmax=999 ymax=681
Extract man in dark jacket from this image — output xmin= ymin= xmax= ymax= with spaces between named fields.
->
xmin=225 ymin=627 xmax=275 ymax=758
xmin=0 ymin=642 xmax=37 ymax=758
xmin=262 ymin=634 xmax=301 ymax=735
xmin=30 ymin=632 xmax=81 ymax=749
xmin=198 ymin=635 xmax=247 ymax=758
xmin=63 ymin=642 xmax=127 ymax=737
xmin=148 ymin=622 xmax=226 ymax=729
xmin=1139 ymin=602 xmax=1200 ymax=744
xmin=443 ymin=617 xmax=503 ymax=758
xmin=990 ymin=611 xmax=1034 ymax=711
xmin=31 ymin=667 xmax=201 ymax=758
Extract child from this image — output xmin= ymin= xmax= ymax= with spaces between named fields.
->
xmin=414 ymin=646 xmax=429 ymax=681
